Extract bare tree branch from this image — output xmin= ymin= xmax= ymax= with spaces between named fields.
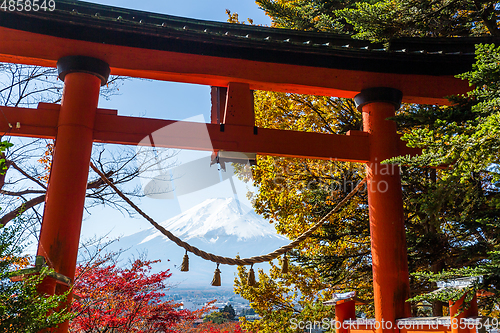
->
xmin=10 ymin=160 xmax=47 ymax=189
xmin=0 ymin=189 xmax=46 ymax=196
xmin=0 ymin=194 xmax=45 ymax=226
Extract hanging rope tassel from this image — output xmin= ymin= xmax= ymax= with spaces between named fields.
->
xmin=247 ymin=264 xmax=257 ymax=286
xmin=211 ymin=263 xmax=221 ymax=286
xmin=180 ymin=250 xmax=189 ymax=272
xmin=281 ymin=252 xmax=289 ymax=274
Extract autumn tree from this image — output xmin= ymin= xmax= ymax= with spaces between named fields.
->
xmin=69 ymin=256 xmax=198 ymax=333
xmin=234 ymin=259 xmax=337 ymax=333
xmin=232 ymin=0 xmax=500 ymax=327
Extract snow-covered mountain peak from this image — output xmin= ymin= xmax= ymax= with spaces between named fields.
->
xmin=141 ymin=197 xmax=286 ymax=243
xmin=107 ymin=197 xmax=290 ymax=288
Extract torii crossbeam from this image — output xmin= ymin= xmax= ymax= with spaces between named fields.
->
xmin=0 ymin=1 xmax=493 ymax=333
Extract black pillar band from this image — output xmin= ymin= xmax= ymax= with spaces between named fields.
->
xmin=57 ymin=56 xmax=110 ymax=86
xmin=354 ymin=87 xmax=403 ymax=111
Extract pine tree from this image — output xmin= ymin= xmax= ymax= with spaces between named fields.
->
xmin=256 ymin=0 xmax=377 ymax=32
xmin=337 ymin=0 xmax=500 ymax=41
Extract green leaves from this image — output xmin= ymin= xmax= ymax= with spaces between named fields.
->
xmin=256 ymin=0 xmax=367 ymax=32
xmin=0 ymin=141 xmax=12 ymax=173
xmin=459 ymin=44 xmax=500 ymax=113
xmin=391 ymin=44 xmax=500 ymax=183
xmin=409 ymin=268 xmax=487 ymax=315
xmin=337 ymin=0 xmax=497 ymax=42
xmin=385 ymin=43 xmax=500 ymax=314
xmin=337 ymin=1 xmax=405 ymax=41
xmin=0 ymin=224 xmax=72 ymax=332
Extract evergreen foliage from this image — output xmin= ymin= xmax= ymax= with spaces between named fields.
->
xmin=256 ymin=0 xmax=378 ymax=32
xmin=257 ymin=0 xmax=500 ymax=40
xmin=204 ymin=305 xmax=238 ymax=325
xmin=221 ymin=304 xmax=237 ymax=320
xmin=338 ymin=0 xmax=500 ymax=41
xmin=0 ymin=227 xmax=72 ymax=332
xmin=389 ymin=43 xmax=500 ymax=314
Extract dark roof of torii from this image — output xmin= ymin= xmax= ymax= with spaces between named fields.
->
xmin=1 ymin=0 xmax=498 ymax=104
xmin=1 ymin=0 xmax=497 ymax=76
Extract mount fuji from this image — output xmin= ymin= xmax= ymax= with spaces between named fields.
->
xmin=104 ymin=197 xmax=289 ymax=289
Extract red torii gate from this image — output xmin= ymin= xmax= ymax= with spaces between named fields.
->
xmin=0 ymin=1 xmax=491 ymax=333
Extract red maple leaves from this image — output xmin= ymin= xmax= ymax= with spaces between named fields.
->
xmin=70 ymin=258 xmax=196 ymax=333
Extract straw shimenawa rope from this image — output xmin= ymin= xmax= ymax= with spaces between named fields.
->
xmin=90 ymin=162 xmax=366 ymax=266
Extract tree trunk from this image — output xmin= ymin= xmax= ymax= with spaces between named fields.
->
xmin=431 ymin=260 xmax=445 ymax=316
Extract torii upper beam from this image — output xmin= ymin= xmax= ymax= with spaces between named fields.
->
xmin=0 ymin=0 xmax=488 ymax=104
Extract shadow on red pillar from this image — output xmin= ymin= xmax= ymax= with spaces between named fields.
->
xmin=355 ymin=88 xmax=411 ymax=333
xmin=450 ymin=293 xmax=478 ymax=333
xmin=335 ymin=300 xmax=356 ymax=333
xmin=36 ymin=56 xmax=109 ymax=333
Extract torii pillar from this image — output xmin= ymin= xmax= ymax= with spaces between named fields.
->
xmin=36 ymin=56 xmax=110 ymax=333
xmin=355 ymin=88 xmax=411 ymax=332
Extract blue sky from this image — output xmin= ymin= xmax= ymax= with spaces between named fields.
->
xmin=79 ymin=1 xmax=272 ymax=242
xmin=93 ymin=0 xmax=271 ymax=24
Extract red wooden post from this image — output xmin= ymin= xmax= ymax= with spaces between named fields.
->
xmin=450 ymin=293 xmax=478 ymax=333
xmin=335 ymin=299 xmax=356 ymax=333
xmin=223 ymin=82 xmax=254 ymax=127
xmin=210 ymin=86 xmax=226 ymax=125
xmin=36 ymin=56 xmax=109 ymax=333
xmin=355 ymin=88 xmax=411 ymax=333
